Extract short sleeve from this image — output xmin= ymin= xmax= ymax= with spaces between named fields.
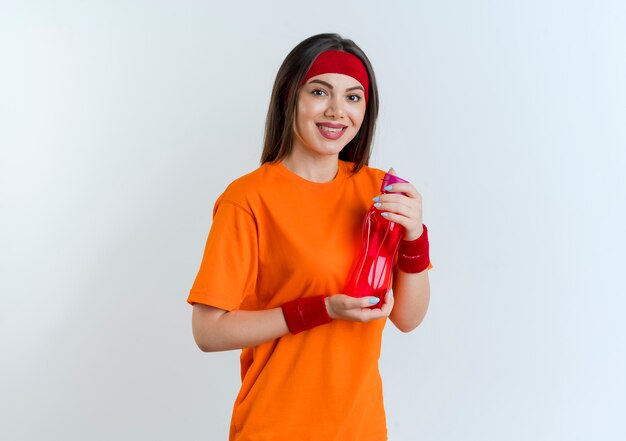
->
xmin=187 ymin=199 xmax=258 ymax=311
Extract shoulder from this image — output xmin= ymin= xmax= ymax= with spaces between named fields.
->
xmin=343 ymin=161 xmax=386 ymax=191
xmin=354 ymin=163 xmax=386 ymax=179
xmin=213 ymin=164 xmax=275 ymax=216
xmin=221 ymin=165 xmax=267 ymax=197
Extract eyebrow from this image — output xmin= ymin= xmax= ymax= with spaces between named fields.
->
xmin=307 ymin=79 xmax=364 ymax=93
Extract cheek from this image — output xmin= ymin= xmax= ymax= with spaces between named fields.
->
xmin=295 ymin=104 xmax=311 ymax=129
xmin=349 ymin=106 xmax=367 ymax=129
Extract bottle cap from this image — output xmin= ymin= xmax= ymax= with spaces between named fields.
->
xmin=381 ymin=173 xmax=409 ymax=192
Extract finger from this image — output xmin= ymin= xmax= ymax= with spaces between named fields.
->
xmin=378 ymin=290 xmax=390 ymax=308
xmin=344 ymin=296 xmax=380 ymax=310
xmin=357 ymin=306 xmax=389 ymax=321
xmin=387 ymin=167 xmax=397 ymax=176
xmin=380 ymin=292 xmax=394 ymax=315
xmin=363 ymin=296 xmax=381 ymax=308
xmin=380 ymin=211 xmax=415 ymax=229
xmin=376 ymin=193 xmax=413 ymax=205
xmin=374 ymin=195 xmax=418 ymax=215
xmin=383 ymin=182 xmax=421 ymax=199
xmin=375 ymin=201 xmax=418 ymax=218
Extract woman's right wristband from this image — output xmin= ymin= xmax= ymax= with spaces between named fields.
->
xmin=282 ymin=295 xmax=332 ymax=334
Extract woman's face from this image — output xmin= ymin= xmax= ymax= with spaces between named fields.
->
xmin=292 ymin=73 xmax=367 ymax=160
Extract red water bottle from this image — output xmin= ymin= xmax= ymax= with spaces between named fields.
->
xmin=345 ymin=173 xmax=409 ymax=308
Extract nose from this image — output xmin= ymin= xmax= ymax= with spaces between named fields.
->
xmin=324 ymin=95 xmax=345 ymax=119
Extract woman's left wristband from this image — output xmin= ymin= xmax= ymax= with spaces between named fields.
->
xmin=397 ymin=224 xmax=431 ymax=273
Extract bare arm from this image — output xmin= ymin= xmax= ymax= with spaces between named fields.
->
xmin=389 ymin=269 xmax=430 ymax=333
xmin=192 ymin=304 xmax=289 ymax=352
xmin=192 ymin=293 xmax=392 ymax=352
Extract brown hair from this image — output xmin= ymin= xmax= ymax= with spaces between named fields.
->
xmin=260 ymin=33 xmax=379 ymax=173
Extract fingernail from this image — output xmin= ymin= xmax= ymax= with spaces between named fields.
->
xmin=372 ymin=196 xmax=380 ymax=202
xmin=381 ymin=212 xmax=389 ymax=218
xmin=374 ymin=202 xmax=381 ymax=208
xmin=369 ymin=297 xmax=379 ymax=304
xmin=384 ymin=185 xmax=393 ymax=191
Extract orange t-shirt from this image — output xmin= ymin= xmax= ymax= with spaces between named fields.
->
xmin=188 ymin=160 xmax=393 ymax=440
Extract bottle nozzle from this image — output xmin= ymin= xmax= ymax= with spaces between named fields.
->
xmin=381 ymin=173 xmax=409 ymax=192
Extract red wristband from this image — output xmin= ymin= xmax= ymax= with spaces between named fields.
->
xmin=282 ymin=295 xmax=332 ymax=335
xmin=397 ymin=224 xmax=431 ymax=273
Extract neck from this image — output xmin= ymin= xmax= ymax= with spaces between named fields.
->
xmin=282 ymin=151 xmax=339 ymax=183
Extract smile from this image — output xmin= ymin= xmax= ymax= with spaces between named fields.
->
xmin=316 ymin=123 xmax=347 ymax=140
xmin=316 ymin=124 xmax=346 ymax=133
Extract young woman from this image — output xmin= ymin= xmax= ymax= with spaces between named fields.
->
xmin=188 ymin=33 xmax=432 ymax=441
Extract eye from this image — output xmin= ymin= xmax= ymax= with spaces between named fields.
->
xmin=311 ymin=88 xmax=328 ymax=97
xmin=347 ymin=94 xmax=362 ymax=102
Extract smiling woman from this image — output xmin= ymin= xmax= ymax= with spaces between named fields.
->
xmin=187 ymin=33 xmax=432 ymax=441
xmin=288 ymin=72 xmax=367 ymax=172
xmin=261 ymin=39 xmax=379 ymax=174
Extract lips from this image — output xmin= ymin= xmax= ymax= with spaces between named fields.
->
xmin=316 ymin=122 xmax=347 ymax=140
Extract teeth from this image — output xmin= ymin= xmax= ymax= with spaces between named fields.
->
xmin=317 ymin=125 xmax=344 ymax=133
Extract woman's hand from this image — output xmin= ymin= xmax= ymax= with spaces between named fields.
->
xmin=374 ymin=168 xmax=424 ymax=241
xmin=325 ymin=291 xmax=394 ymax=322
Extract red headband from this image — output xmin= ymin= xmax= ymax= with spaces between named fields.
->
xmin=301 ymin=50 xmax=369 ymax=103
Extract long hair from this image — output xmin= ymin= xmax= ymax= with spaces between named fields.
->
xmin=260 ymin=33 xmax=379 ymax=173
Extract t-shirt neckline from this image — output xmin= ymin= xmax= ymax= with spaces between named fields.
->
xmin=271 ymin=160 xmax=350 ymax=192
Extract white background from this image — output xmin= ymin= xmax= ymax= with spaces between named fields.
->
xmin=1 ymin=1 xmax=625 ymax=440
